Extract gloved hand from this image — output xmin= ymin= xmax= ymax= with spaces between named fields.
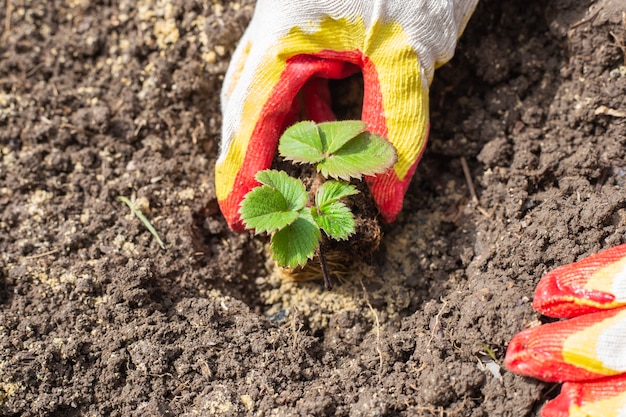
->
xmin=505 ymin=244 xmax=626 ymax=417
xmin=217 ymin=0 xmax=478 ymax=231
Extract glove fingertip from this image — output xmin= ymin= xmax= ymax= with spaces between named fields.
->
xmin=503 ymin=326 xmax=565 ymax=382
xmin=541 ymin=375 xmax=626 ymax=417
xmin=540 ymin=382 xmax=582 ymax=417
xmin=366 ymin=156 xmax=423 ymax=223
xmin=503 ymin=327 xmax=533 ymax=374
xmin=533 ymin=244 xmax=626 ymax=317
xmin=506 ymin=307 xmax=626 ymax=383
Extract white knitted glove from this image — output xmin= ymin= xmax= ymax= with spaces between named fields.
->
xmin=217 ymin=0 xmax=478 ymax=230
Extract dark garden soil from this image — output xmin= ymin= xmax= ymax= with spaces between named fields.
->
xmin=1 ymin=0 xmax=626 ymax=416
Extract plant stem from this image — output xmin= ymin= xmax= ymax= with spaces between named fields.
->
xmin=313 ymin=170 xmax=332 ymax=291
xmin=309 ymin=171 xmax=325 ymax=205
xmin=318 ymin=240 xmax=333 ymax=291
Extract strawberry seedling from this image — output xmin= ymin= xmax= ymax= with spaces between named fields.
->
xmin=239 ymin=120 xmax=396 ymax=289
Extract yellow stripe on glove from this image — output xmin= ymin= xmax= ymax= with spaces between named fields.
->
xmin=217 ymin=0 xmax=478 ymax=230
xmin=506 ymin=244 xmax=626 ymax=417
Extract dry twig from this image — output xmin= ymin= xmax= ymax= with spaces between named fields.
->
xmin=359 ymin=277 xmax=383 ymax=375
xmin=3 ymin=0 xmax=11 ymax=39
xmin=460 ymin=157 xmax=492 ymax=218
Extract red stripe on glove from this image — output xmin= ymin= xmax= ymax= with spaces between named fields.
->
xmin=533 ymin=245 xmax=626 ymax=318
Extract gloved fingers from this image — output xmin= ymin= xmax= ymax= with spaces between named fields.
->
xmin=217 ymin=1 xmax=478 ymax=231
xmin=504 ymin=306 xmax=626 ymax=382
xmin=217 ymin=26 xmax=429 ymax=230
xmin=533 ymin=244 xmax=626 ymax=318
xmin=540 ymin=374 xmax=626 ymax=417
xmin=218 ymin=49 xmax=358 ymax=230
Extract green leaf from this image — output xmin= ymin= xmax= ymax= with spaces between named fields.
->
xmin=317 ymin=120 xmax=366 ymax=154
xmin=315 ymin=181 xmax=359 ymax=208
xmin=117 ymin=196 xmax=166 ymax=250
xmin=317 ymin=133 xmax=397 ymax=180
xmin=270 ymin=211 xmax=321 ymax=267
xmin=313 ymin=181 xmax=358 ymax=239
xmin=312 ymin=201 xmax=355 ymax=240
xmin=255 ymin=170 xmax=308 ymax=211
xmin=278 ymin=120 xmax=397 ymax=181
xmin=239 ymin=186 xmax=300 ymax=234
xmin=278 ymin=121 xmax=325 ymax=165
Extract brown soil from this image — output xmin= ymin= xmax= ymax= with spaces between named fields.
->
xmin=1 ymin=0 xmax=625 ymax=416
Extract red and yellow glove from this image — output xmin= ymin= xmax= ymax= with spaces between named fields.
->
xmin=505 ymin=244 xmax=626 ymax=417
xmin=217 ymin=0 xmax=478 ymax=231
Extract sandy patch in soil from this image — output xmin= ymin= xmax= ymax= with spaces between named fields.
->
xmin=1 ymin=0 xmax=625 ymax=416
